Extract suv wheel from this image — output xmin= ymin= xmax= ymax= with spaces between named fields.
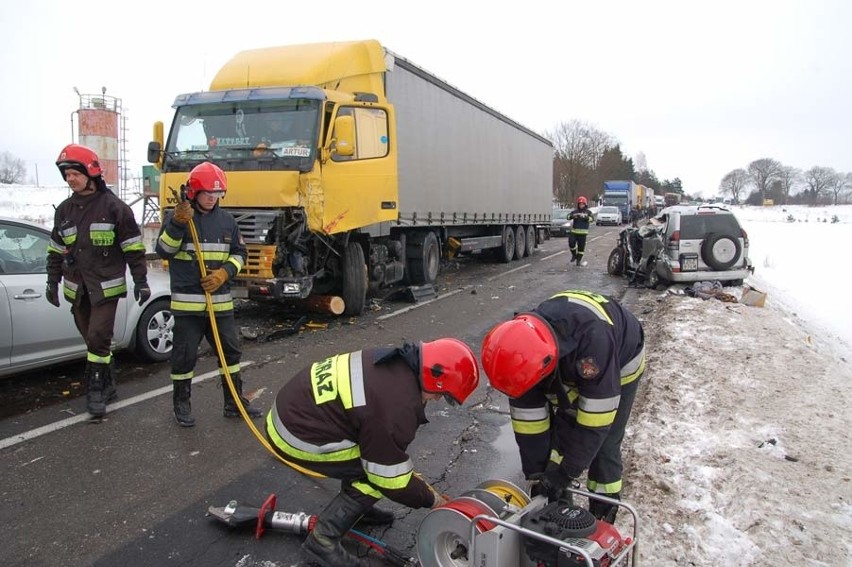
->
xmin=607 ymin=246 xmax=626 ymax=276
xmin=701 ymin=232 xmax=741 ymax=271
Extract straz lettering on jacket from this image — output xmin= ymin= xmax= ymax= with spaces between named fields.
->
xmin=311 ymin=355 xmax=339 ymax=404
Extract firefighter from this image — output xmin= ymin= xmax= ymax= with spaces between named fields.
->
xmin=46 ymin=144 xmax=149 ymax=418
xmin=266 ymin=338 xmax=480 ymax=567
xmin=155 ymin=162 xmax=262 ymax=427
xmin=568 ymin=196 xmax=594 ymax=266
xmin=480 ymin=290 xmax=645 ymax=523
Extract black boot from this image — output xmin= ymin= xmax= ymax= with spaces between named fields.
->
xmin=103 ymin=359 xmax=118 ymax=403
xmin=222 ymin=373 xmax=262 ymax=419
xmin=589 ymin=492 xmax=620 ymax=524
xmin=85 ymin=362 xmax=109 ymax=417
xmin=173 ymin=380 xmax=196 ymax=427
xmin=302 ymin=492 xmax=366 ymax=567
xmin=355 ymin=505 xmax=395 ymax=526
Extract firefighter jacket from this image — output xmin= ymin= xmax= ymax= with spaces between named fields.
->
xmin=569 ymin=207 xmax=594 ymax=235
xmin=266 ymin=344 xmax=438 ymax=509
xmin=156 ymin=202 xmax=245 ymax=316
xmin=47 ymin=189 xmax=147 ymax=305
xmin=509 ymin=290 xmax=645 ymax=479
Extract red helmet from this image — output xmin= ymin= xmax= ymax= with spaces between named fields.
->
xmin=185 ymin=162 xmax=227 ymax=200
xmin=56 ymin=144 xmax=102 ymax=178
xmin=577 ymin=196 xmax=588 ymax=206
xmin=421 ymin=338 xmax=480 ymax=404
xmin=481 ymin=314 xmax=557 ymax=398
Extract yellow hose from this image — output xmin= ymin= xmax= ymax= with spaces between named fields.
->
xmin=185 ymin=214 xmax=324 ymax=479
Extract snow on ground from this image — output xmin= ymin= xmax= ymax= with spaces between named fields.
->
xmin=623 ymin=204 xmax=852 ymax=566
xmin=3 ymin=186 xmax=851 ymax=565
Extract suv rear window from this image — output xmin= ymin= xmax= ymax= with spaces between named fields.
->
xmin=678 ymin=215 xmax=741 ymax=239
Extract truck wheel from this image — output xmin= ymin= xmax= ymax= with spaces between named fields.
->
xmin=607 ymin=247 xmax=626 ymax=276
xmin=407 ymin=231 xmax=440 ymax=285
xmin=342 ymin=242 xmax=368 ymax=315
xmin=514 ymin=226 xmax=526 ymax=261
xmin=499 ymin=226 xmax=515 ymax=263
xmin=525 ymin=225 xmax=535 ymax=256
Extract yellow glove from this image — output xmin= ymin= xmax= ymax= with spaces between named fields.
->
xmin=200 ymin=268 xmax=229 ymax=293
xmin=173 ymin=201 xmax=194 ymax=225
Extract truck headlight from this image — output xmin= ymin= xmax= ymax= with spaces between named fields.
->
xmin=282 ymin=283 xmax=301 ymax=294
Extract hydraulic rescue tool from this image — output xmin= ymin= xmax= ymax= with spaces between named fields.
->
xmin=208 ymin=479 xmax=638 ymax=567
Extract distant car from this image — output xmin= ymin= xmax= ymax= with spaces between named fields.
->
xmin=647 ymin=205 xmax=754 ymax=287
xmin=596 ymin=206 xmax=623 ymax=226
xmin=550 ymin=209 xmax=572 ymax=236
xmin=0 ymin=217 xmax=174 ymax=378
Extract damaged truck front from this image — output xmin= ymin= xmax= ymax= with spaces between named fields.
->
xmin=148 ymin=40 xmax=553 ymax=315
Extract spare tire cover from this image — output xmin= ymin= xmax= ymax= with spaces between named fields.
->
xmin=701 ymin=233 xmax=741 ymax=270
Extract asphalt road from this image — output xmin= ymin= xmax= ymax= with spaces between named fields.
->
xmin=0 ymin=226 xmax=638 ymax=567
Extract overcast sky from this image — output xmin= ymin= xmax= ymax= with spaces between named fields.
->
xmin=2 ymin=0 xmax=850 ymax=196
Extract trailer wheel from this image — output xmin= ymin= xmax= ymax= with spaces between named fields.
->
xmin=514 ymin=226 xmax=526 ymax=261
xmin=341 ymin=242 xmax=368 ymax=316
xmin=524 ymin=225 xmax=536 ymax=256
xmin=607 ymin=246 xmax=626 ymax=276
xmin=499 ymin=226 xmax=515 ymax=263
xmin=407 ymin=231 xmax=440 ymax=285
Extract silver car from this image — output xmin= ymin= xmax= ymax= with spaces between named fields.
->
xmin=0 ymin=217 xmax=174 ymax=378
xmin=550 ymin=209 xmax=572 ymax=237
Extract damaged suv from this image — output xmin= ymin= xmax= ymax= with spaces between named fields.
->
xmin=609 ymin=205 xmax=754 ymax=288
xmin=648 ymin=205 xmax=754 ymax=287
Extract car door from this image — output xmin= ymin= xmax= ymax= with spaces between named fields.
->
xmin=0 ymin=221 xmax=84 ymax=374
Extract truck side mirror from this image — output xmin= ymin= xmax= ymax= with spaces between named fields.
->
xmin=147 ymin=141 xmax=162 ymax=164
xmin=332 ymin=115 xmax=355 ymax=157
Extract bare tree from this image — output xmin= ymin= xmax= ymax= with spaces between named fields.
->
xmin=747 ymin=158 xmax=782 ymax=202
xmin=0 ymin=151 xmax=27 ymax=184
xmin=719 ymin=168 xmax=748 ymax=204
xmin=827 ymin=170 xmax=849 ymax=205
xmin=802 ymin=166 xmax=836 ymax=205
xmin=776 ymin=165 xmax=800 ymax=205
xmin=546 ymin=120 xmax=615 ymax=205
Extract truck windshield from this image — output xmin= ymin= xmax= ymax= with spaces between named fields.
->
xmin=163 ymin=99 xmax=320 ymax=173
xmin=603 ymin=194 xmax=628 ymax=205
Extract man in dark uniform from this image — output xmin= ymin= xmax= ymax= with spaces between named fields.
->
xmin=480 ymin=290 xmax=645 ymax=523
xmin=568 ymin=196 xmax=594 ymax=266
xmin=266 ymin=338 xmax=480 ymax=567
xmin=156 ymin=161 xmax=262 ymax=427
xmin=47 ymin=144 xmax=150 ymax=418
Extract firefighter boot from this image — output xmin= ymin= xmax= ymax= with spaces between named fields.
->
xmin=103 ymin=359 xmax=118 ymax=403
xmin=589 ymin=492 xmax=620 ymax=524
xmin=302 ymin=492 xmax=366 ymax=567
xmin=173 ymin=380 xmax=196 ymax=427
xmin=222 ymin=374 xmax=262 ymax=419
xmin=85 ymin=362 xmax=109 ymax=417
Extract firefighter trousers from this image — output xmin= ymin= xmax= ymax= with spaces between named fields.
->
xmin=71 ymin=290 xmax=118 ymax=360
xmin=170 ymin=314 xmax=241 ymax=379
xmin=586 ymin=376 xmax=641 ymax=494
xmin=569 ymin=232 xmax=588 ymax=259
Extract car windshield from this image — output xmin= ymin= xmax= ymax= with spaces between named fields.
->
xmin=552 ymin=210 xmax=571 ymax=220
xmin=600 ymin=207 xmax=618 ymax=214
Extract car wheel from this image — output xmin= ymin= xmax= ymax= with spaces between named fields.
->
xmin=646 ymin=260 xmax=665 ymax=289
xmin=134 ymin=299 xmax=174 ymax=362
xmin=607 ymin=246 xmax=626 ymax=276
xmin=701 ymin=232 xmax=741 ymax=271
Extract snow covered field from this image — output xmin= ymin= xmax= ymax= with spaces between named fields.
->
xmin=2 ymin=185 xmax=851 ymax=565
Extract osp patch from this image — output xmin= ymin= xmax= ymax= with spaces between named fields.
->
xmin=576 ymin=357 xmax=600 ymax=380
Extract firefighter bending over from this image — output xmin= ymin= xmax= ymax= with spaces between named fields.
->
xmin=481 ymin=290 xmax=645 ymax=523
xmin=266 ymin=338 xmax=480 ymax=567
